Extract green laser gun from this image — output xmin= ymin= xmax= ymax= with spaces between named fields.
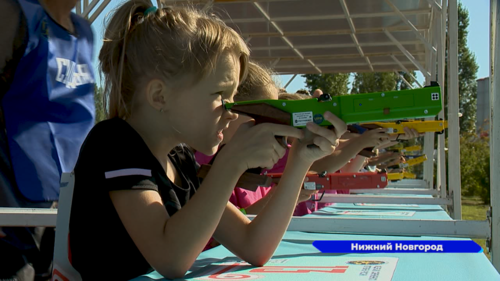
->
xmin=224 ymin=83 xmax=442 ymax=127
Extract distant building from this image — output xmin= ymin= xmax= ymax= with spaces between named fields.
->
xmin=476 ymin=77 xmax=490 ymax=136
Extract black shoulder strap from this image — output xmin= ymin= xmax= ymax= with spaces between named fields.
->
xmin=0 ymin=3 xmax=28 ymax=99
xmin=0 ymin=3 xmax=28 ymax=128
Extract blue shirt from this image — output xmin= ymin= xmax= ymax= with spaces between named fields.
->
xmin=2 ymin=0 xmax=95 ymax=202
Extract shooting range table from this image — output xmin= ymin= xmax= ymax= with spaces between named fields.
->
xmin=131 ymin=193 xmax=499 ymax=281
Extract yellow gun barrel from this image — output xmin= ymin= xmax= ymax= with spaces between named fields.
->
xmin=403 ymin=172 xmax=417 ymax=179
xmin=361 ymin=120 xmax=447 ymax=134
xmin=395 ymin=145 xmax=422 ymax=153
xmin=398 ymin=155 xmax=428 ymax=168
xmin=388 ymin=172 xmax=417 ymax=181
xmin=388 ymin=173 xmax=404 ymax=181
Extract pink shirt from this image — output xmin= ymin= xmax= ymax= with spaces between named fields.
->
xmin=195 ymin=149 xmax=338 ymax=215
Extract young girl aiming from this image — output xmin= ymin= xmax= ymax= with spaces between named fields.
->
xmin=68 ymin=1 xmax=346 ymax=280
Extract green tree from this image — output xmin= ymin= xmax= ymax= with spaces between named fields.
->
xmin=302 ymin=73 xmax=350 ymax=96
xmin=350 ymin=71 xmax=416 ymax=94
xmin=444 ymin=3 xmax=479 ymax=133
xmin=350 ymin=72 xmax=397 ymax=94
xmin=94 ymin=84 xmax=106 ymax=124
xmin=459 ymin=131 xmax=490 ymax=203
xmin=395 ymin=71 xmax=417 ymax=90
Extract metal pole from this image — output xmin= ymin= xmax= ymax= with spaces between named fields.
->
xmin=447 ymin=0 xmax=461 ymax=219
xmin=391 ymin=55 xmax=423 ymax=87
xmin=394 ymin=71 xmax=413 ymax=89
xmin=437 ymin=0 xmax=448 ymax=200
xmin=385 ymin=0 xmax=437 ymax=53
xmin=384 ymin=29 xmax=431 ymax=79
xmin=76 ymin=0 xmax=81 ymax=15
xmin=284 ymin=74 xmax=297 ymax=89
xmin=490 ymin=0 xmax=500 ymax=272
xmin=423 ymin=17 xmax=436 ymax=189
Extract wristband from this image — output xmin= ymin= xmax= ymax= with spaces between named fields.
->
xmin=239 ymin=208 xmax=247 ymax=215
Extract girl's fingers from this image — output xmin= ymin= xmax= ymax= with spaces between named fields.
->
xmin=313 ymin=89 xmax=323 ymax=98
xmin=271 ymin=149 xmax=280 ymax=165
xmin=313 ymin=136 xmax=336 ymax=154
xmin=323 ymin=111 xmax=347 ymax=137
xmin=261 ymin=123 xmax=305 ymax=139
xmin=273 ymin=143 xmax=287 ymax=159
xmin=306 ymin=123 xmax=338 ymax=144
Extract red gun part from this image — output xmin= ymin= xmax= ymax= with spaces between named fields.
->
xmin=266 ymin=171 xmax=388 ymax=191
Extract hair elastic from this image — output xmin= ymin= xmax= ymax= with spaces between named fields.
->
xmin=144 ymin=6 xmax=157 ymax=16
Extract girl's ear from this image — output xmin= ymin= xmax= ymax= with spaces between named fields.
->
xmin=145 ymin=78 xmax=169 ymax=111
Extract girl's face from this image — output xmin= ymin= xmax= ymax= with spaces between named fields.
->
xmin=223 ymin=85 xmax=279 ymax=144
xmin=164 ymin=51 xmax=241 ymax=155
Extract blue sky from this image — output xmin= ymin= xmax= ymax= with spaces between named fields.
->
xmin=89 ymin=0 xmax=489 ymax=93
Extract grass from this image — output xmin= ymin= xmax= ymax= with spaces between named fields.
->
xmin=461 ymin=196 xmax=490 ymax=260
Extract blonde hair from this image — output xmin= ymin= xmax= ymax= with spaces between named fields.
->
xmin=278 ymin=93 xmax=310 ymax=100
xmin=99 ymin=0 xmax=250 ymax=118
xmin=235 ymin=61 xmax=277 ymax=102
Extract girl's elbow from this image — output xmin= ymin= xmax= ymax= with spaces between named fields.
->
xmin=245 ymin=253 xmax=272 ymax=267
xmin=248 ymin=260 xmax=267 ymax=268
xmin=156 ymin=261 xmax=191 ymax=280
xmin=158 ymin=268 xmax=188 ymax=280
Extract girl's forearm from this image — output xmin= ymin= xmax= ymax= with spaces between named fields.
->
xmin=161 ymin=157 xmax=244 ymax=271
xmin=341 ymin=155 xmax=367 ymax=172
xmin=244 ymin=187 xmax=276 ymax=215
xmin=310 ymin=140 xmax=365 ymax=173
xmin=243 ymin=158 xmax=311 ymax=261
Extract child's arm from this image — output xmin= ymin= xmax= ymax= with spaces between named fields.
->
xmin=211 ymin=112 xmax=346 ymax=267
xmin=341 ymin=155 xmax=369 ymax=172
xmin=243 ymin=187 xmax=276 ymax=215
xmin=110 ymin=123 xmax=304 ymax=279
xmin=109 ymin=160 xmax=245 ymax=278
xmin=310 ymin=128 xmax=389 ymax=173
xmin=211 ymin=152 xmax=316 ymax=264
xmin=244 ymin=188 xmax=318 ymax=215
xmin=368 ymin=151 xmax=402 ymax=167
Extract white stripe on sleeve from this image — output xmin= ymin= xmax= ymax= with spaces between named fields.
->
xmin=105 ymin=168 xmax=152 ymax=179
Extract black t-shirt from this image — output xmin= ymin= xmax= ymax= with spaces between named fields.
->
xmin=69 ymin=118 xmax=200 ymax=280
